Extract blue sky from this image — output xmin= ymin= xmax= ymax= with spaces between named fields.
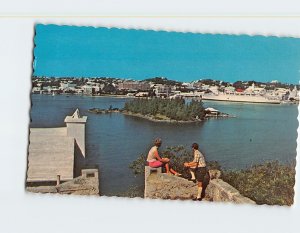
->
xmin=34 ymin=24 xmax=300 ymax=84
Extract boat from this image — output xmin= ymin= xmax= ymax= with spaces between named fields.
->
xmin=202 ymin=92 xmax=281 ymax=104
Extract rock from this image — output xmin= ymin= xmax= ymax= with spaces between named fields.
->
xmin=208 ymin=169 xmax=221 ymax=179
xmin=205 ymin=179 xmax=255 ymax=204
xmin=144 ymin=167 xmax=255 ymax=204
xmin=145 ymin=173 xmax=198 ymax=200
xmin=26 ymin=169 xmax=99 ymax=196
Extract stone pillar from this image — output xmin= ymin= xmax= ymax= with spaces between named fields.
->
xmin=145 ymin=166 xmax=162 ymax=198
xmin=145 ymin=166 xmax=162 ymax=181
xmin=64 ymin=109 xmax=88 ymax=157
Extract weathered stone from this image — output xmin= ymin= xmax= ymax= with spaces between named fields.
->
xmin=145 ymin=172 xmax=198 ymax=200
xmin=26 ymin=186 xmax=58 ymax=193
xmin=205 ymin=179 xmax=255 ymax=204
xmin=64 ymin=109 xmax=87 ymax=157
xmin=144 ymin=167 xmax=255 ymax=204
xmin=26 ymin=169 xmax=99 ymax=196
xmin=208 ymin=169 xmax=221 ymax=179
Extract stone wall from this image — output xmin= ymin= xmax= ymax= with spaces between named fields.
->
xmin=144 ymin=166 xmax=255 ymax=204
xmin=26 ymin=169 xmax=99 ymax=196
xmin=205 ymin=179 xmax=255 ymax=204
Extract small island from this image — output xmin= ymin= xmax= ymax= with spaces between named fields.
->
xmin=123 ymin=98 xmax=205 ymax=122
xmin=88 ymin=105 xmax=121 ymax=114
xmin=89 ymin=98 xmax=232 ymax=122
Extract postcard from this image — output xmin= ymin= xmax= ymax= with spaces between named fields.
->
xmin=26 ymin=24 xmax=299 ymax=206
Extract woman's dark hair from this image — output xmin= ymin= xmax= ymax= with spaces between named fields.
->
xmin=154 ymin=138 xmax=162 ymax=146
xmin=192 ymin=143 xmax=199 ymax=150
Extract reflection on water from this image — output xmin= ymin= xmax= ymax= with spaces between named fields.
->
xmin=30 ymin=95 xmax=298 ymax=195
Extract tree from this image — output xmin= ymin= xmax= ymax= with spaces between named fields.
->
xmin=123 ymin=98 xmax=205 ymax=121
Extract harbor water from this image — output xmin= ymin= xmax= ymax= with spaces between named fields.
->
xmin=30 ymin=94 xmax=298 ymax=196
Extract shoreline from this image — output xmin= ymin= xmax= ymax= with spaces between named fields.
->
xmin=122 ymin=111 xmax=204 ymax=123
xmin=88 ymin=108 xmax=235 ymax=122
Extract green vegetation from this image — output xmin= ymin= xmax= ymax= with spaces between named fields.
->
xmin=222 ymin=161 xmax=295 ymax=206
xmin=129 ymin=146 xmax=295 ymax=205
xmin=124 ymin=98 xmax=205 ymax=121
xmin=143 ymin=77 xmax=182 ymax=86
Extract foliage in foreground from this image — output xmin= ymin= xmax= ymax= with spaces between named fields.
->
xmin=129 ymin=146 xmax=296 ymax=205
xmin=222 ymin=161 xmax=295 ymax=206
xmin=124 ymin=98 xmax=205 ymax=121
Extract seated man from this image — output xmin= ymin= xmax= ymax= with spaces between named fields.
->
xmin=147 ymin=138 xmax=181 ymax=176
xmin=184 ymin=143 xmax=207 ymax=201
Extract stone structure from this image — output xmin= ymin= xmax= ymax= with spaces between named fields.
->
xmin=26 ymin=169 xmax=99 ymax=195
xmin=205 ymin=179 xmax=255 ymax=204
xmin=145 ymin=168 xmax=198 ymax=200
xmin=27 ymin=127 xmax=75 ymax=182
xmin=144 ymin=166 xmax=255 ymax=204
xmin=64 ymin=109 xmax=87 ymax=157
xmin=26 ymin=109 xmax=97 ymax=195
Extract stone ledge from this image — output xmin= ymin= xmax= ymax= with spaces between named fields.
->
xmin=26 ymin=170 xmax=100 ymax=196
xmin=205 ymin=179 xmax=255 ymax=204
xmin=144 ymin=167 xmax=255 ymax=204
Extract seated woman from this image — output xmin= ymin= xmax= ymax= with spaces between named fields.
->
xmin=147 ymin=138 xmax=181 ymax=176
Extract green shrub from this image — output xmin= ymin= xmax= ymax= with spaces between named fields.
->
xmin=222 ymin=161 xmax=295 ymax=206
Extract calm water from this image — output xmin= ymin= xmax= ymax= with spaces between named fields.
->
xmin=30 ymin=94 xmax=298 ymax=195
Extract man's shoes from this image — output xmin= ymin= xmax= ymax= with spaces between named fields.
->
xmin=188 ymin=178 xmax=196 ymax=183
xmin=193 ymin=197 xmax=202 ymax=201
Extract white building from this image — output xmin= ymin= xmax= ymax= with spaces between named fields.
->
xmin=60 ymin=82 xmax=77 ymax=89
xmin=244 ymin=83 xmax=266 ymax=95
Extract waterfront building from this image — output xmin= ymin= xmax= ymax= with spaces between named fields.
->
xmin=60 ymin=82 xmax=77 ymax=89
xmin=82 ymin=85 xmax=95 ymax=95
xmin=182 ymin=82 xmax=195 ymax=89
xmin=289 ymin=86 xmax=299 ymax=100
xmin=201 ymin=84 xmax=210 ymax=90
xmin=31 ymin=86 xmax=41 ymax=94
xmin=242 ymin=83 xmax=266 ymax=96
xmin=224 ymin=86 xmax=236 ymax=94
xmin=208 ymin=85 xmax=219 ymax=94
xmin=272 ymin=88 xmax=290 ymax=100
xmin=154 ymin=84 xmax=172 ymax=97
xmin=117 ymin=81 xmax=150 ymax=91
xmin=135 ymin=91 xmax=149 ymax=97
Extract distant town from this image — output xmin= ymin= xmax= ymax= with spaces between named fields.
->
xmin=31 ymin=76 xmax=299 ymax=103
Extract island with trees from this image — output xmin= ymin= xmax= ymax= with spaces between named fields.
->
xmin=88 ymin=98 xmax=231 ymax=122
xmin=123 ymin=98 xmax=206 ymax=122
